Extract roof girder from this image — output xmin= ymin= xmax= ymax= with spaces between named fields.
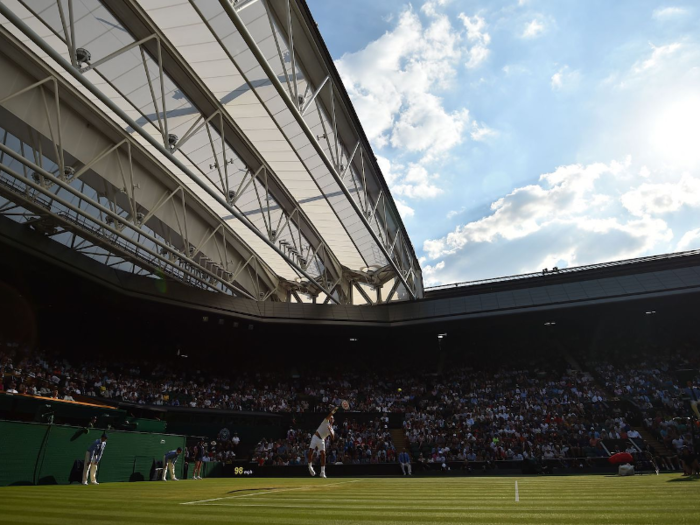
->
xmin=220 ymin=0 xmax=422 ymax=300
xmin=101 ymin=0 xmax=349 ymax=302
xmin=0 ymin=0 xmax=342 ymax=303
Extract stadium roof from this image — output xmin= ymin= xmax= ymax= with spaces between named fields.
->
xmin=0 ymin=0 xmax=422 ymax=305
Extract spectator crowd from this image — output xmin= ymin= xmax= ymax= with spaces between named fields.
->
xmin=252 ymin=418 xmax=395 ymax=466
xmin=1 ymin=345 xmax=698 ymax=474
xmin=0 ymin=350 xmax=412 ymax=412
xmin=401 ymin=366 xmax=626 ymax=469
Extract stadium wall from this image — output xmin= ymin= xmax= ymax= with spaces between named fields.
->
xmin=0 ymin=420 xmax=186 ymax=486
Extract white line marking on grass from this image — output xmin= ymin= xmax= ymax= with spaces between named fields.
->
xmin=180 ymin=480 xmax=360 ymax=505
xmin=515 ymin=481 xmax=519 ymax=502
xmin=196 ymin=503 xmax=416 ymax=510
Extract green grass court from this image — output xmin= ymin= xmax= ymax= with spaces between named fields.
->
xmin=1 ymin=474 xmax=698 ymax=524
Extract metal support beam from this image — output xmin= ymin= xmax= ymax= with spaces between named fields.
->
xmin=0 ymin=5 xmax=338 ymax=304
xmin=385 ymin=277 xmax=402 ymax=302
xmin=300 ymin=75 xmax=329 ymax=116
xmin=0 ymin=150 xmax=251 ymax=296
xmin=340 ymin=141 xmax=360 ymax=181
xmin=219 ymin=0 xmax=416 ymax=300
xmin=233 ymin=0 xmax=261 ymax=12
xmin=0 ymin=61 xmax=268 ymax=296
xmin=175 ymin=0 xmax=345 ymax=292
xmin=353 ymin=281 xmax=374 ymax=306
xmin=79 ymin=34 xmax=157 ymax=73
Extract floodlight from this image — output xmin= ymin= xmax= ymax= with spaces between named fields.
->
xmin=75 ymin=48 xmax=91 ymax=67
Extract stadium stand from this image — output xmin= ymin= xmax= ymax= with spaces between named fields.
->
xmin=3 ymin=341 xmax=697 ymax=475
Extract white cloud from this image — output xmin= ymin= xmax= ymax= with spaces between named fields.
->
xmin=422 ymin=0 xmax=450 ymax=17
xmin=551 ymin=71 xmax=563 ymax=90
xmin=395 ymin=199 xmax=415 ymax=218
xmin=621 ymin=174 xmax=700 ymax=216
xmin=377 ymin=156 xmax=443 ymax=201
xmin=677 ymin=228 xmax=700 ymax=251
xmin=470 ymin=120 xmax=497 ymax=141
xmin=461 ymin=13 xmax=487 ymax=42
xmin=652 ymin=6 xmax=688 ymax=19
xmin=604 ymin=41 xmax=687 ymax=90
xmin=550 ymin=65 xmax=581 ymax=91
xmin=634 ymin=42 xmax=682 ymax=73
xmin=447 ymin=207 xmax=466 ymax=219
xmin=459 ymin=14 xmax=491 ymax=69
xmin=421 ymin=260 xmax=446 ymax=286
xmin=522 ymin=19 xmax=545 ymax=39
xmin=391 ymin=97 xmax=470 ymax=157
xmin=392 ymin=164 xmax=443 ymax=199
xmin=336 ymin=6 xmax=477 ymax=158
xmin=465 ymin=44 xmax=490 ymax=69
xmin=376 ymin=155 xmax=400 ymax=186
xmin=422 ymin=159 xmax=673 ymax=271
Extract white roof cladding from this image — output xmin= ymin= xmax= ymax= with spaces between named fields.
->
xmin=1 ymin=0 xmax=423 ymax=302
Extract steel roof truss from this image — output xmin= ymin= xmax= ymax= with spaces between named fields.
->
xmin=0 ymin=4 xmax=347 ymax=302
xmin=103 ymin=0 xmax=347 ymax=299
xmin=301 ymin=74 xmax=329 ymax=116
xmin=0 ymin=146 xmax=239 ymax=295
xmin=0 ymin=65 xmax=271 ymax=297
xmin=222 ymin=0 xmax=418 ymax=299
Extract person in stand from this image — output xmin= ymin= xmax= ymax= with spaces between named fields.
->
xmin=399 ymin=449 xmax=412 ymax=476
xmin=680 ymin=446 xmax=699 ymax=476
xmin=162 ymin=447 xmax=182 ymax=481
xmin=83 ymin=434 xmax=108 ymax=485
xmin=685 ymin=381 xmax=700 ymax=420
xmin=307 ymin=406 xmax=337 ymax=479
xmin=193 ymin=441 xmax=204 ymax=480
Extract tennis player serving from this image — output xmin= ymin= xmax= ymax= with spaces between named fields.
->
xmin=308 ymin=403 xmax=346 ymax=478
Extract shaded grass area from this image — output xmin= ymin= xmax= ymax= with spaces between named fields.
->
xmin=1 ymin=474 xmax=698 ymax=524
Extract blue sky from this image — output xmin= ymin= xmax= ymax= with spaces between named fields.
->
xmin=307 ymin=0 xmax=700 ymax=286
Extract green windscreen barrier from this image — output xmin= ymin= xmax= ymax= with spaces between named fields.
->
xmin=183 ymin=460 xmax=224 ymax=479
xmin=130 ymin=418 xmax=167 ymax=433
xmin=0 ymin=420 xmax=185 ymax=486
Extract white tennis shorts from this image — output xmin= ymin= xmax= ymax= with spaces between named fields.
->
xmin=309 ymin=435 xmax=326 ymax=452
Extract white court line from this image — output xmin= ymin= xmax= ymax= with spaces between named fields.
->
xmin=515 ymin=480 xmax=519 ymax=502
xmin=180 ymin=480 xmax=360 ymax=505
xmin=194 ymin=503 xmax=412 ymax=509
